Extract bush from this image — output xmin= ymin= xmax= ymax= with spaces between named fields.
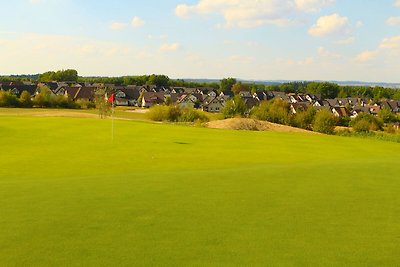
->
xmin=19 ymin=91 xmax=33 ymax=108
xmin=0 ymin=90 xmax=20 ymax=107
xmin=251 ymin=99 xmax=292 ymax=125
xmin=222 ymin=95 xmax=247 ymax=118
xmin=179 ymin=108 xmax=209 ymax=123
xmin=147 ymin=105 xmax=209 ymax=123
xmin=147 ymin=105 xmax=170 ymax=121
xmin=76 ymin=99 xmax=96 ymax=109
xmin=313 ymin=109 xmax=337 ymax=134
xmin=378 ymin=108 xmax=398 ymax=123
xmin=293 ymin=108 xmax=316 ymax=130
xmin=350 ymin=113 xmax=383 ymax=133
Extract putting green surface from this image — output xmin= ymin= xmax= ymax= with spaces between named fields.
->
xmin=1 ymin=115 xmax=400 ymax=266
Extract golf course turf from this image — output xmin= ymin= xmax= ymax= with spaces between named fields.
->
xmin=1 ymin=114 xmax=400 ymax=266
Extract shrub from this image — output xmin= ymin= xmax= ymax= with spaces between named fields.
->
xmin=378 ymin=108 xmax=398 ymax=123
xmin=350 ymin=113 xmax=383 ymax=133
xmin=313 ymin=109 xmax=337 ymax=134
xmin=293 ymin=108 xmax=316 ymax=130
xmin=19 ymin=91 xmax=33 ymax=108
xmin=147 ymin=105 xmax=209 ymax=123
xmin=179 ymin=108 xmax=209 ymax=123
xmin=0 ymin=90 xmax=20 ymax=107
xmin=147 ymin=105 xmax=170 ymax=121
xmin=222 ymin=95 xmax=247 ymax=118
xmin=76 ymin=99 xmax=96 ymax=109
xmin=251 ymin=99 xmax=292 ymax=125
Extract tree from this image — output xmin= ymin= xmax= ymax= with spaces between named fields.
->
xmin=251 ymin=99 xmax=292 ymax=125
xmin=351 ymin=113 xmax=384 ymax=132
xmin=222 ymin=95 xmax=247 ymax=118
xmin=19 ymin=91 xmax=33 ymax=108
xmin=219 ymin=78 xmax=236 ymax=93
xmin=293 ymin=107 xmax=316 ymax=130
xmin=378 ymin=108 xmax=398 ymax=123
xmin=95 ymin=88 xmax=111 ymax=119
xmin=146 ymin=74 xmax=170 ymax=87
xmin=0 ymin=90 xmax=19 ymax=107
xmin=33 ymin=86 xmax=52 ymax=107
xmin=164 ymin=96 xmax=172 ymax=106
xmin=313 ymin=109 xmax=337 ymax=134
xmin=231 ymin=82 xmax=249 ymax=95
xmin=39 ymin=69 xmax=78 ymax=82
xmin=306 ymin=82 xmax=339 ymax=99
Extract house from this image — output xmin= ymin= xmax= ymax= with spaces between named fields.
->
xmin=290 ymin=102 xmax=310 ymax=114
xmin=203 ymin=96 xmax=225 ymax=113
xmin=114 ymin=87 xmax=140 ymax=106
xmin=141 ymin=92 xmax=165 ymax=108
xmin=0 ymin=83 xmax=38 ymax=97
xmin=332 ymin=106 xmax=351 ymax=117
xmin=63 ymin=86 xmax=96 ymax=101
xmin=243 ymin=97 xmax=260 ymax=110
xmin=271 ymin=91 xmax=290 ymax=102
xmin=380 ymin=100 xmax=400 ymax=113
xmin=176 ymin=94 xmax=199 ymax=108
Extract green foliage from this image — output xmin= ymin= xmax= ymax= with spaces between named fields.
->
xmin=219 ymin=77 xmax=236 ymax=93
xmin=39 ymin=69 xmax=78 ymax=82
xmin=313 ymin=109 xmax=337 ymax=134
xmin=306 ymin=82 xmax=339 ymax=99
xmin=0 ymin=90 xmax=20 ymax=107
xmin=94 ymin=88 xmax=111 ymax=118
xmin=293 ymin=108 xmax=316 ymax=130
xmin=76 ymin=99 xmax=96 ymax=109
xmin=146 ymin=74 xmax=170 ymax=87
xmin=378 ymin=108 xmax=398 ymax=123
xmin=251 ymin=99 xmax=292 ymax=125
xmin=351 ymin=113 xmax=384 ymax=132
xmin=147 ymin=105 xmax=209 ymax=123
xmin=19 ymin=91 xmax=33 ymax=108
xmin=222 ymin=95 xmax=247 ymax=118
xmin=33 ymin=86 xmax=52 ymax=107
xmin=231 ymin=82 xmax=250 ymax=95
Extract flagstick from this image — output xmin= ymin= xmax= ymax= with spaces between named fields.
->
xmin=111 ymin=101 xmax=114 ymax=142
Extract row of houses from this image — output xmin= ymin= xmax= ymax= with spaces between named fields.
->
xmin=1 ymin=81 xmax=400 ymax=117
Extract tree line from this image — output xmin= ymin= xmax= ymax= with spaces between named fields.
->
xmin=1 ymin=69 xmax=400 ymax=101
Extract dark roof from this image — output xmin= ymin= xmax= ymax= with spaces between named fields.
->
xmin=1 ymin=84 xmax=38 ymax=96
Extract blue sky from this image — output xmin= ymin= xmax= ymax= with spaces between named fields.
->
xmin=0 ymin=0 xmax=399 ymax=82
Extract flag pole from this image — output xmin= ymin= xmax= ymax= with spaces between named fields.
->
xmin=112 ymin=99 xmax=114 ymax=142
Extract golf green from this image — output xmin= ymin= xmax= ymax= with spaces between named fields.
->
xmin=1 ymin=115 xmax=399 ymax=266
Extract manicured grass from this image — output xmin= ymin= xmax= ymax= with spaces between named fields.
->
xmin=1 ymin=114 xmax=400 ymax=266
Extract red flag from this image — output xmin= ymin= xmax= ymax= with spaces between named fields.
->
xmin=108 ymin=94 xmax=115 ymax=103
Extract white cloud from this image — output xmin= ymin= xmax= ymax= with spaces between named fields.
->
xmin=109 ymin=22 xmax=128 ymax=30
xmin=354 ymin=50 xmax=378 ymax=63
xmin=131 ymin=16 xmax=145 ymax=28
xmin=379 ymin=36 xmax=400 ymax=49
xmin=387 ymin=16 xmax=400 ymax=26
xmin=308 ymin=13 xmax=350 ymax=37
xmin=354 ymin=36 xmax=400 ymax=63
xmin=160 ymin=43 xmax=180 ymax=53
xmin=295 ymin=0 xmax=335 ymax=12
xmin=175 ymin=0 xmax=335 ymax=28
xmin=356 ymin=21 xmax=364 ymax=28
xmin=336 ymin=37 xmax=355 ymax=45
xmin=395 ymin=0 xmax=400 ymax=7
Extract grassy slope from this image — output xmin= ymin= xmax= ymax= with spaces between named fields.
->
xmin=1 ymin=115 xmax=400 ymax=266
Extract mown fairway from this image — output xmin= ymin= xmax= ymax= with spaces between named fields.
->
xmin=1 ymin=114 xmax=400 ymax=266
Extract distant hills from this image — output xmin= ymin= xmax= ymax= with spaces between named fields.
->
xmin=2 ymin=74 xmax=399 ymax=88
xmin=184 ymin=78 xmax=400 ymax=88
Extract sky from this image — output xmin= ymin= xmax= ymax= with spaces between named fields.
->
xmin=0 ymin=0 xmax=399 ymax=83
